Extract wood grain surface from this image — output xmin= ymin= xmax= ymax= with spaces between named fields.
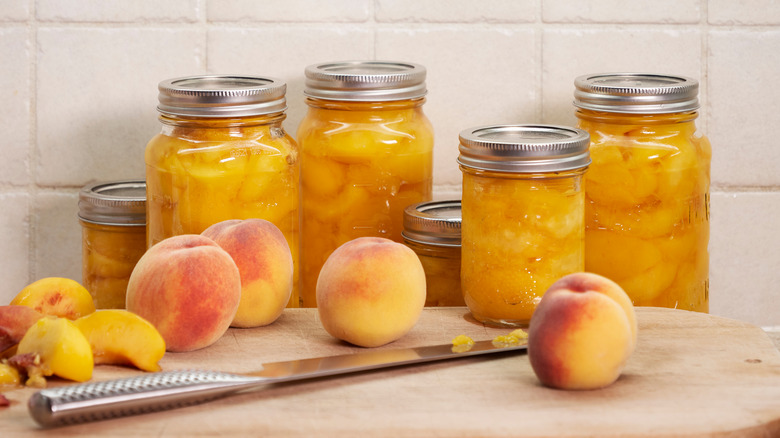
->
xmin=1 ymin=307 xmax=779 ymax=437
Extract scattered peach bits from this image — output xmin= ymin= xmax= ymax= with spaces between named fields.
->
xmin=2 ymin=277 xmax=166 ymax=389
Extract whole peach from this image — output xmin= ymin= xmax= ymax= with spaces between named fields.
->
xmin=126 ymin=234 xmax=240 ymax=352
xmin=316 ymin=237 xmax=426 ymax=348
xmin=202 ymin=219 xmax=293 ymax=328
xmin=527 ymin=272 xmax=637 ymax=390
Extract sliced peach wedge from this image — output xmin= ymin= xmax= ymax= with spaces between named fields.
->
xmin=15 ymin=317 xmax=94 ymax=385
xmin=11 ymin=277 xmax=95 ymax=320
xmin=74 ymin=310 xmax=166 ymax=372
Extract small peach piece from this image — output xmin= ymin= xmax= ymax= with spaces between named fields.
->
xmin=11 ymin=277 xmax=95 ymax=320
xmin=0 ymin=305 xmax=44 ymax=352
xmin=0 ymin=361 xmax=21 ymax=387
xmin=74 ymin=310 xmax=166 ymax=372
xmin=202 ymin=219 xmax=294 ymax=328
xmin=316 ymin=237 xmax=426 ymax=348
xmin=15 ymin=317 xmax=94 ymax=383
xmin=126 ymin=234 xmax=241 ymax=352
xmin=527 ymin=272 xmax=637 ymax=390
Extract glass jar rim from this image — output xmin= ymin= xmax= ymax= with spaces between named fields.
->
xmin=304 ymin=60 xmax=427 ymax=102
xmin=574 ymin=72 xmax=700 ymax=114
xmin=78 ymin=180 xmax=146 ymax=226
xmin=458 ymin=124 xmax=591 ymax=173
xmin=402 ymin=200 xmax=461 ymax=246
xmin=157 ymin=75 xmax=288 ymax=118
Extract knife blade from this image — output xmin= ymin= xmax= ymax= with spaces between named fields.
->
xmin=28 ymin=339 xmax=526 ymax=428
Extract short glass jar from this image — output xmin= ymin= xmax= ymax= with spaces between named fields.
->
xmin=145 ymin=75 xmax=300 ymax=307
xmin=458 ymin=125 xmax=591 ymax=327
xmin=402 ymin=200 xmax=464 ymax=307
xmin=78 ymin=180 xmax=146 ymax=309
xmin=574 ymin=73 xmax=711 ymax=312
xmin=297 ymin=61 xmax=434 ymax=307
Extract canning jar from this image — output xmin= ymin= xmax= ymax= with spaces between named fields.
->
xmin=78 ymin=180 xmax=146 ymax=309
xmin=459 ymin=125 xmax=591 ymax=327
xmin=145 ymin=75 xmax=300 ymax=307
xmin=298 ymin=61 xmax=434 ymax=307
xmin=402 ymin=200 xmax=464 ymax=307
xmin=574 ymin=73 xmax=710 ymax=312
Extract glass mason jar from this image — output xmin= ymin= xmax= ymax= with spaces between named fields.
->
xmin=574 ymin=73 xmax=711 ymax=312
xmin=78 ymin=180 xmax=146 ymax=309
xmin=459 ymin=125 xmax=591 ymax=327
xmin=402 ymin=200 xmax=464 ymax=307
xmin=145 ymin=75 xmax=300 ymax=307
xmin=297 ymin=61 xmax=434 ymax=307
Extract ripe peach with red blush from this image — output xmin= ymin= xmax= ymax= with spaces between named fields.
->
xmin=528 ymin=272 xmax=637 ymax=390
xmin=316 ymin=237 xmax=426 ymax=348
xmin=126 ymin=234 xmax=241 ymax=352
xmin=202 ymin=219 xmax=293 ymax=328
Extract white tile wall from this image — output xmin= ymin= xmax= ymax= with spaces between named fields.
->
xmin=0 ymin=1 xmax=777 ymax=327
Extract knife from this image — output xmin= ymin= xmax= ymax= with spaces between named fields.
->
xmin=28 ymin=339 xmax=526 ymax=428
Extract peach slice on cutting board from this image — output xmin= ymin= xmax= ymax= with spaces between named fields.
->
xmin=11 ymin=277 xmax=95 ymax=320
xmin=14 ymin=317 xmax=93 ymax=386
xmin=74 ymin=309 xmax=166 ymax=372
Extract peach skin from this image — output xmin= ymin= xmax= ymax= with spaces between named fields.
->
xmin=126 ymin=234 xmax=241 ymax=352
xmin=202 ymin=219 xmax=294 ymax=328
xmin=316 ymin=237 xmax=426 ymax=348
xmin=527 ymin=272 xmax=637 ymax=390
xmin=0 ymin=305 xmax=44 ymax=353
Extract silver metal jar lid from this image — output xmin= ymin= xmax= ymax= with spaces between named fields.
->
xmin=573 ymin=73 xmax=700 ymax=114
xmin=402 ymin=200 xmax=461 ymax=247
xmin=78 ymin=180 xmax=146 ymax=226
xmin=304 ymin=61 xmax=427 ymax=101
xmin=157 ymin=75 xmax=287 ymax=118
xmin=458 ymin=124 xmax=591 ymax=173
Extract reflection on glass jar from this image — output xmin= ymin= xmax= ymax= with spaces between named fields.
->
xmin=145 ymin=75 xmax=300 ymax=307
xmin=402 ymin=200 xmax=463 ymax=307
xmin=458 ymin=125 xmax=591 ymax=327
xmin=298 ymin=61 xmax=434 ymax=307
xmin=78 ymin=180 xmax=146 ymax=309
xmin=574 ymin=73 xmax=710 ymax=312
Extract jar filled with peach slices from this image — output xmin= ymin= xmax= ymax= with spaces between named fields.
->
xmin=145 ymin=75 xmax=300 ymax=307
xmin=574 ymin=73 xmax=711 ymax=312
xmin=402 ymin=200 xmax=464 ymax=307
xmin=297 ymin=61 xmax=434 ymax=307
xmin=78 ymin=180 xmax=146 ymax=309
xmin=458 ymin=125 xmax=591 ymax=327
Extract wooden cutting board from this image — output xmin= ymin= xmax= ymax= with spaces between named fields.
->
xmin=1 ymin=307 xmax=779 ymax=437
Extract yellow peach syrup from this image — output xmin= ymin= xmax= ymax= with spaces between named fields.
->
xmin=458 ymin=125 xmax=591 ymax=327
xmin=78 ymin=181 xmax=146 ymax=309
xmin=574 ymin=73 xmax=711 ymax=312
xmin=145 ymin=75 xmax=300 ymax=307
xmin=298 ymin=61 xmax=434 ymax=307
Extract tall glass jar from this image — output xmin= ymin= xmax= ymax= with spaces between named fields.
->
xmin=297 ymin=61 xmax=434 ymax=307
xmin=574 ymin=73 xmax=711 ymax=312
xmin=78 ymin=180 xmax=146 ymax=309
xmin=145 ymin=75 xmax=300 ymax=307
xmin=402 ymin=200 xmax=464 ymax=307
xmin=459 ymin=125 xmax=591 ymax=327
